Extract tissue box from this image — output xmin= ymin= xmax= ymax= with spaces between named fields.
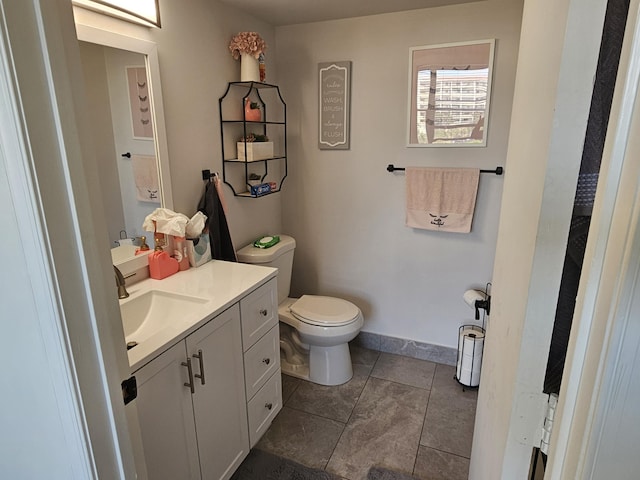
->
xmin=186 ymin=233 xmax=212 ymax=267
xmin=237 ymin=141 xmax=274 ymax=161
xmin=250 ymin=183 xmax=272 ymax=197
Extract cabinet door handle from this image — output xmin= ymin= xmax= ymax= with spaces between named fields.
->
xmin=193 ymin=349 xmax=205 ymax=385
xmin=262 ymin=357 xmax=270 ymax=365
xmin=181 ymin=358 xmax=195 ymax=394
xmin=260 ymin=309 xmax=268 ymax=316
xmin=265 ymin=402 xmax=273 ymax=410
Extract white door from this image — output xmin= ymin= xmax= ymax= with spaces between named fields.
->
xmin=187 ymin=305 xmax=250 ymax=480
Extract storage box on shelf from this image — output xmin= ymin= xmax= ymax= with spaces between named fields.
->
xmin=237 ymin=141 xmax=274 ymax=161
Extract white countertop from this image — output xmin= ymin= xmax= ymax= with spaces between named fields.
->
xmin=121 ymin=260 xmax=277 ymax=372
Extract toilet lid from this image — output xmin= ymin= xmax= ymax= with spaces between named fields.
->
xmin=290 ymin=295 xmax=361 ymax=326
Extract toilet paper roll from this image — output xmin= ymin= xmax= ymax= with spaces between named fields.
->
xmin=456 ymin=327 xmax=484 ymax=387
xmin=457 ymin=366 xmax=481 ymax=387
xmin=459 ymin=327 xmax=484 ymax=353
xmin=463 ymin=289 xmax=486 ymax=308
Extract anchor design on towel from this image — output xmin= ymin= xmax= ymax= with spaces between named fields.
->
xmin=429 ymin=213 xmax=448 ymax=227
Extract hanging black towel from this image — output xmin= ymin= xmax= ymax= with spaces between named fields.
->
xmin=197 ymin=181 xmax=237 ymax=262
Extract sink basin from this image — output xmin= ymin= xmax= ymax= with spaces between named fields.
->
xmin=120 ymin=290 xmax=209 ymax=344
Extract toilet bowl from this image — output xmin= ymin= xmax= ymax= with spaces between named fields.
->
xmin=279 ymin=296 xmax=363 ymax=385
xmin=237 ymin=235 xmax=364 ymax=386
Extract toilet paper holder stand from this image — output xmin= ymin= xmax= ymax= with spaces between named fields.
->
xmin=455 ymin=283 xmax=491 ymax=390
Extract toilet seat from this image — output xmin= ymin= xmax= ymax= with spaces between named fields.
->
xmin=290 ymin=295 xmax=361 ymax=327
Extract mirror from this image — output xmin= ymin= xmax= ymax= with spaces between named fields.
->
xmin=75 ymin=20 xmax=173 ymax=259
xmin=407 ymin=39 xmax=495 ymax=147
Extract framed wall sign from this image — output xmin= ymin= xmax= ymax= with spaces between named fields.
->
xmin=408 ymin=40 xmax=495 ymax=147
xmin=319 ymin=61 xmax=351 ymax=150
xmin=126 ymin=66 xmax=154 ymax=139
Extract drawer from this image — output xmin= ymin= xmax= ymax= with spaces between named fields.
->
xmin=247 ymin=370 xmax=282 ymax=447
xmin=240 ymin=278 xmax=278 ymax=350
xmin=244 ymin=324 xmax=281 ymax=399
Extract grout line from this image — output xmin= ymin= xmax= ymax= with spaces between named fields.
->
xmin=420 ymin=445 xmax=472 ymax=460
xmin=282 ymin=404 xmax=348 ymax=426
xmin=367 ymin=375 xmax=434 ymax=392
xmin=323 ymin=375 xmax=373 ymax=475
xmin=413 ymin=388 xmax=432 ymax=476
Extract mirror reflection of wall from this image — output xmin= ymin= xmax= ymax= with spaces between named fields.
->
xmin=79 ymin=41 xmax=159 ymax=247
xmin=408 ymin=40 xmax=495 ymax=147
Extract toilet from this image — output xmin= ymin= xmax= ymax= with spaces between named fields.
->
xmin=237 ymin=235 xmax=364 ymax=386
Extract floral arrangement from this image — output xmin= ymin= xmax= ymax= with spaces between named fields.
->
xmin=229 ymin=31 xmax=267 ymax=60
xmin=240 ymin=133 xmax=269 ymax=142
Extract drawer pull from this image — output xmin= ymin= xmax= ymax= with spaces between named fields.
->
xmin=193 ymin=349 xmax=205 ymax=385
xmin=262 ymin=358 xmax=270 ymax=365
xmin=181 ymin=358 xmax=195 ymax=394
xmin=260 ymin=309 xmax=268 ymax=316
xmin=265 ymin=402 xmax=273 ymax=410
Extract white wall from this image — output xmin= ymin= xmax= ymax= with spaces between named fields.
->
xmin=147 ymin=0 xmax=282 ymax=248
xmin=275 ymin=0 xmax=523 ymax=348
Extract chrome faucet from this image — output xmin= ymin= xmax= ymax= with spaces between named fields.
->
xmin=114 ymin=265 xmax=130 ymax=299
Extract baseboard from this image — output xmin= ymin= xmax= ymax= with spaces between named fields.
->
xmin=351 ymin=331 xmax=457 ymax=367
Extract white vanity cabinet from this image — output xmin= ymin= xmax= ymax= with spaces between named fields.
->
xmin=135 ymin=304 xmax=249 ymax=480
xmin=133 ymin=276 xmax=281 ymax=479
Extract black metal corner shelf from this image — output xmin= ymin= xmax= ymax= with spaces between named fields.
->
xmin=219 ymin=82 xmax=288 ymax=197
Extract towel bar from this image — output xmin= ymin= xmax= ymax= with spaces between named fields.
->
xmin=386 ymin=164 xmax=503 ymax=175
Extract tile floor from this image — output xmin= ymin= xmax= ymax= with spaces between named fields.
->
xmin=255 ymin=345 xmax=477 ymax=480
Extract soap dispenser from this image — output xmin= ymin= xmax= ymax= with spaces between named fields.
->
xmin=148 ymin=235 xmax=179 ymax=280
xmin=135 ymin=236 xmax=150 ymax=255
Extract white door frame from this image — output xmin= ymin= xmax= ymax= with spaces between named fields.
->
xmin=547 ymin=0 xmax=640 ymax=477
xmin=0 ymin=0 xmax=143 ymax=477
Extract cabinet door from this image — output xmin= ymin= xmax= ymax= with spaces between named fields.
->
xmin=135 ymin=342 xmax=201 ymax=480
xmin=187 ymin=304 xmax=250 ymax=480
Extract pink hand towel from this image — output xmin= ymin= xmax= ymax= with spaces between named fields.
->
xmin=405 ymin=167 xmax=480 ymax=233
xmin=131 ymin=154 xmax=160 ymax=203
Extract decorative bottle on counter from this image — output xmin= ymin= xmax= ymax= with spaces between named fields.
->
xmin=173 ymin=236 xmax=190 ymax=271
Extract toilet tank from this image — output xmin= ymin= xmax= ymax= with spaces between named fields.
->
xmin=236 ymin=235 xmax=296 ymax=304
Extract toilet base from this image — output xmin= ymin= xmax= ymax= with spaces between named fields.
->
xmin=279 ymin=345 xmax=353 ymax=385
xmin=279 ymin=325 xmax=354 ymax=386
xmin=308 ymin=344 xmax=353 ymax=386
xmin=280 ymin=357 xmax=310 ymax=381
